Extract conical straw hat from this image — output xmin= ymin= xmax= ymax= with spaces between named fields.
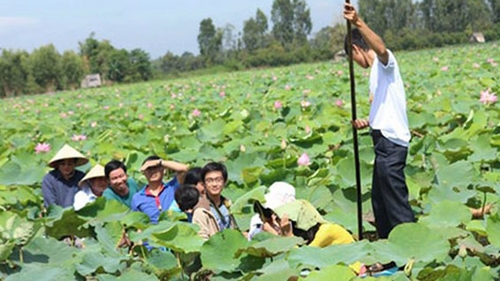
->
xmin=48 ymin=144 xmax=89 ymax=168
xmin=78 ymin=164 xmax=105 ymax=187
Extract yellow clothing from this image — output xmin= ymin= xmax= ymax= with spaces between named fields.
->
xmin=309 ymin=223 xmax=361 ymax=274
xmin=309 ymin=223 xmax=355 ymax=247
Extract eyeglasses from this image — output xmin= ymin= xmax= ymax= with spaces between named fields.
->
xmin=205 ymin=177 xmax=224 ymax=184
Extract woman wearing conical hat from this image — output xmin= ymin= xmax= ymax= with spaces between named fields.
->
xmin=73 ymin=164 xmax=107 ymax=210
xmin=41 ymin=144 xmax=89 ymax=208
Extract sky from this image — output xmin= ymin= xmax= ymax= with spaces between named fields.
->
xmin=0 ymin=0 xmax=357 ymax=59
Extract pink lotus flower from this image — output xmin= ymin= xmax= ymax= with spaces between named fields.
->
xmin=297 ymin=152 xmax=311 ymax=166
xmin=285 ymin=85 xmax=291 ymax=90
xmin=274 ymin=101 xmax=282 ymax=109
xmin=335 ymin=99 xmax=344 ymax=107
xmin=336 ymin=70 xmax=343 ymax=76
xmin=71 ymin=134 xmax=87 ymax=141
xmin=219 ymin=91 xmax=226 ymax=97
xmin=192 ymin=109 xmax=201 ymax=117
xmin=147 ymin=103 xmax=153 ymax=108
xmin=305 ymin=126 xmax=311 ymax=134
xmin=35 ymin=143 xmax=51 ymax=154
xmin=441 ymin=66 xmax=449 ymax=71
xmin=60 ymin=112 xmax=68 ymax=118
xmin=301 ymin=100 xmax=311 ymax=108
xmin=480 ymin=89 xmax=498 ymax=104
xmin=103 ymin=105 xmax=110 ymax=110
xmin=138 ymin=114 xmax=144 ymax=120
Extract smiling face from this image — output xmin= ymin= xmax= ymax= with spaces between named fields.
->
xmin=90 ymin=177 xmax=108 ymax=197
xmin=143 ymin=165 xmax=165 ymax=184
xmin=108 ymin=168 xmax=129 ymax=196
xmin=203 ymin=171 xmax=225 ymax=198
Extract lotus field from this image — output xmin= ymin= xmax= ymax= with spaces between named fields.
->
xmin=1 ymin=42 xmax=500 ymax=280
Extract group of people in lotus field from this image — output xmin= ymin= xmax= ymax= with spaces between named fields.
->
xmin=38 ymin=5 xmax=491 ymax=277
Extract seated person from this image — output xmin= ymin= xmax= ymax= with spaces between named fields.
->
xmin=42 ymin=144 xmax=89 ymax=208
xmin=131 ymin=156 xmax=188 ymax=224
xmin=248 ymin=181 xmax=296 ymax=240
xmin=74 ymin=164 xmax=107 ymax=210
xmin=103 ymin=160 xmax=139 ymax=208
xmin=192 ymin=162 xmax=237 ymax=240
xmin=184 ymin=167 xmax=204 ymax=196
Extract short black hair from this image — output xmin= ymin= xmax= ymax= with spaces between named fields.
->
xmin=184 ymin=167 xmax=202 ymax=185
xmin=201 ymin=162 xmax=228 ymax=183
xmin=344 ymin=28 xmax=369 ymax=54
xmin=292 ymin=222 xmax=321 ymax=244
xmin=175 ymin=184 xmax=200 ymax=211
xmin=142 ymin=155 xmax=161 ymax=165
xmin=104 ymin=160 xmax=127 ymax=180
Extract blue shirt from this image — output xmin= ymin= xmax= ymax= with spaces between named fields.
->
xmin=131 ymin=177 xmax=181 ymax=224
xmin=210 ymin=203 xmax=232 ymax=231
xmin=42 ymin=169 xmax=85 ymax=208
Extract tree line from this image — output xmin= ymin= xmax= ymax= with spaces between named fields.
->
xmin=0 ymin=33 xmax=152 ymax=97
xmin=1 ymin=0 xmax=499 ymax=97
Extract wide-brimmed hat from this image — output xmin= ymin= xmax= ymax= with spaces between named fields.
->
xmin=273 ymin=200 xmax=326 ymax=231
xmin=48 ymin=144 xmax=89 ymax=168
xmin=264 ymin=181 xmax=296 ymax=209
xmin=78 ymin=164 xmax=105 ymax=187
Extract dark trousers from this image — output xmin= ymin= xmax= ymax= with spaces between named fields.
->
xmin=371 ymin=130 xmax=415 ymax=239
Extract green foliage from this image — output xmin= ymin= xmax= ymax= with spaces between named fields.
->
xmin=0 ymin=42 xmax=500 ymax=278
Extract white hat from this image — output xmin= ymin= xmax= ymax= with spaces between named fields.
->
xmin=78 ymin=164 xmax=105 ymax=187
xmin=48 ymin=144 xmax=88 ymax=168
xmin=264 ymin=181 xmax=296 ymax=210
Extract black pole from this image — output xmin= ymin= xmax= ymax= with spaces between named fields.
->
xmin=345 ymin=0 xmax=363 ymax=240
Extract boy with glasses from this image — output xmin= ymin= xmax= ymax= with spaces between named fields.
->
xmin=192 ymin=162 xmax=237 ymax=240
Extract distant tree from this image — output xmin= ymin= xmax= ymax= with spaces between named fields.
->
xmin=271 ymin=0 xmax=295 ymax=49
xmin=78 ymin=32 xmax=100 ymax=73
xmin=0 ymin=49 xmax=30 ymax=97
xmin=271 ymin=0 xmax=312 ymax=49
xmin=292 ymin=0 xmax=312 ymax=45
xmin=243 ymin=9 xmax=270 ymax=52
xmin=107 ymin=49 xmax=130 ymax=82
xmin=28 ymin=44 xmax=62 ymax=93
xmin=129 ymin=48 xmax=152 ymax=81
xmin=418 ymin=0 xmax=491 ymax=33
xmin=222 ymin=23 xmax=238 ymax=52
xmin=197 ymin=18 xmax=222 ymax=64
xmin=488 ymin=0 xmax=500 ymax=23
xmin=94 ymin=40 xmax=115 ymax=82
xmin=60 ymin=50 xmax=85 ymax=90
